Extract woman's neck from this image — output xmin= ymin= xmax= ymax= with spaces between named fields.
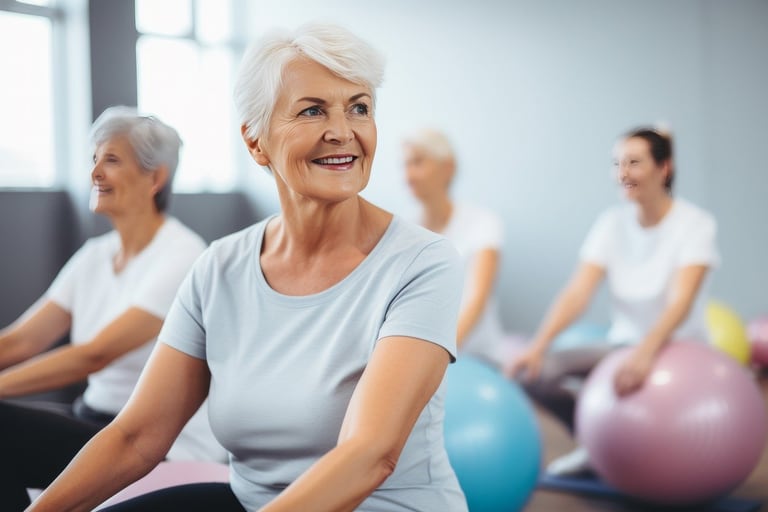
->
xmin=269 ymin=195 xmax=389 ymax=259
xmin=420 ymin=194 xmax=453 ymax=233
xmin=636 ymin=193 xmax=673 ymax=228
xmin=111 ymin=210 xmax=166 ymax=272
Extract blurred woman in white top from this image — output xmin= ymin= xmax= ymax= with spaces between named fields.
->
xmin=506 ymin=127 xmax=719 ymax=476
xmin=403 ymin=128 xmax=507 ymax=368
xmin=0 ymin=107 xmax=224 ymax=511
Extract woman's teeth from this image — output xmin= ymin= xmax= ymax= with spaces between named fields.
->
xmin=315 ymin=156 xmax=354 ymax=165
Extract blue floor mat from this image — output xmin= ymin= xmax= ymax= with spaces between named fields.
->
xmin=538 ymin=473 xmax=763 ymax=512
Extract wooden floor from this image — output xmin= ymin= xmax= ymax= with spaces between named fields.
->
xmin=525 ymin=371 xmax=768 ymax=512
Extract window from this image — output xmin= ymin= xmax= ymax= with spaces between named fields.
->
xmin=0 ymin=6 xmax=56 ymax=187
xmin=135 ymin=0 xmax=243 ymax=192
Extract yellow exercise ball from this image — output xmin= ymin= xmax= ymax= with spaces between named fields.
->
xmin=706 ymin=301 xmax=751 ymax=365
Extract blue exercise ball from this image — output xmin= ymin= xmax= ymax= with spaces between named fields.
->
xmin=552 ymin=322 xmax=609 ymax=351
xmin=444 ymin=357 xmax=541 ymax=512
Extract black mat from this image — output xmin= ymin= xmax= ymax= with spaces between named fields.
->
xmin=539 ymin=473 xmax=763 ymax=512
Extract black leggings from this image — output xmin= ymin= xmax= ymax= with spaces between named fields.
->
xmin=0 ymin=399 xmax=112 ymax=511
xmin=0 ymin=401 xmax=245 ymax=511
xmin=100 ymin=483 xmax=245 ymax=511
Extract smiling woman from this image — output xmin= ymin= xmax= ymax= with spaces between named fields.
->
xmin=244 ymin=57 xmax=378 ymax=212
xmin=0 ymin=107 xmax=225 ymax=511
xmin=29 ymin=23 xmax=468 ymax=512
xmin=506 ymin=127 xmax=720 ymax=478
xmin=89 ymin=111 xmax=179 ymax=217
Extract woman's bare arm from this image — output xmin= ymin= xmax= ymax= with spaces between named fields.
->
xmin=456 ymin=248 xmax=500 ymax=347
xmin=0 ymin=307 xmax=163 ymax=398
xmin=260 ymin=336 xmax=450 ymax=512
xmin=614 ymin=264 xmax=709 ymax=395
xmin=0 ymin=300 xmax=71 ymax=370
xmin=505 ymin=262 xmax=605 ymax=379
xmin=28 ymin=343 xmax=210 ymax=512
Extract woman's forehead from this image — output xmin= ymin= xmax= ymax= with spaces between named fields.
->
xmin=96 ymin=134 xmax=132 ymax=153
xmin=279 ymin=58 xmax=370 ymax=101
xmin=614 ymin=137 xmax=649 ymax=156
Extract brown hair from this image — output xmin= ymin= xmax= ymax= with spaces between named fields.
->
xmin=623 ymin=127 xmax=674 ymax=193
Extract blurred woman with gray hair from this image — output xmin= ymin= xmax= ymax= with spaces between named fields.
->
xmin=403 ymin=128 xmax=508 ymax=368
xmin=31 ymin=23 xmax=468 ymax=512
xmin=0 ymin=107 xmax=224 ymax=510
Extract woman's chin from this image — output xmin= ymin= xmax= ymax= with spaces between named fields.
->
xmin=89 ymin=202 xmax=114 ymax=217
xmin=620 ymin=188 xmax=639 ymax=202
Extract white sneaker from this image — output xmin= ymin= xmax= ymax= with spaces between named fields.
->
xmin=545 ymin=446 xmax=592 ymax=477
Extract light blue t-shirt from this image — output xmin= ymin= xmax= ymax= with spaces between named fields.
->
xmin=160 ymin=215 xmax=468 ymax=511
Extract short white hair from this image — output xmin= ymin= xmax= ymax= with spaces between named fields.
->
xmin=90 ymin=106 xmax=182 ymax=212
xmin=402 ymin=128 xmax=455 ymax=162
xmin=234 ymin=22 xmax=386 ymax=141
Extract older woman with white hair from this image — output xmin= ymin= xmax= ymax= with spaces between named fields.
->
xmin=403 ymin=129 xmax=507 ymax=368
xmin=0 ymin=107 xmax=224 ymax=511
xmin=30 ymin=23 xmax=468 ymax=512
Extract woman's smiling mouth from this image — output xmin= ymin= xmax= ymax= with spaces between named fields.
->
xmin=312 ymin=155 xmax=357 ymax=170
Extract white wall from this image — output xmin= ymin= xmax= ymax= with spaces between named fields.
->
xmin=240 ymin=0 xmax=768 ymax=333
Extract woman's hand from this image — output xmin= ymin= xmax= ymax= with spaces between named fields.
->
xmin=504 ymin=345 xmax=546 ymax=381
xmin=504 ymin=262 xmax=605 ymax=382
xmin=613 ymin=347 xmax=655 ymax=396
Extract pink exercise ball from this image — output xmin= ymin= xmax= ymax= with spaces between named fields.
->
xmin=576 ymin=340 xmax=767 ymax=506
xmin=748 ymin=316 xmax=768 ymax=368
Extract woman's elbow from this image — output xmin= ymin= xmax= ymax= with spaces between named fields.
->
xmin=345 ymin=435 xmax=401 ymax=484
xmin=80 ymin=345 xmax=115 ymax=373
xmin=369 ymin=450 xmax=398 ymax=487
xmin=376 ymin=445 xmax=399 ymax=478
xmin=372 ymin=440 xmax=404 ymax=482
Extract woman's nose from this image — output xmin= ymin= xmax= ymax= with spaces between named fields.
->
xmin=91 ymin=163 xmax=103 ymax=182
xmin=323 ymin=113 xmax=354 ymax=144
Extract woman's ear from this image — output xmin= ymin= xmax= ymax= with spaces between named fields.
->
xmin=661 ymin=159 xmax=672 ymax=184
xmin=443 ymin=158 xmax=457 ymax=189
xmin=241 ymin=124 xmax=270 ymax=166
xmin=151 ymin=165 xmax=169 ymax=195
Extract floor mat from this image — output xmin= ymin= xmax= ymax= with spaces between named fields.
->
xmin=538 ymin=473 xmax=763 ymax=512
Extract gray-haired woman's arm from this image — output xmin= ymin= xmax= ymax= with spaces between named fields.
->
xmin=27 ymin=343 xmax=210 ymax=512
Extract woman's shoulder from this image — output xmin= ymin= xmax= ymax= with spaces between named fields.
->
xmin=454 ymin=202 xmax=501 ymax=225
xmin=79 ymin=229 xmax=120 ymax=255
xmin=384 ymin=216 xmax=460 ymax=266
xmin=389 ymin=215 xmax=448 ymax=246
xmin=672 ymin=197 xmax=717 ymax=226
xmin=192 ymin=217 xmax=271 ymax=269
xmin=161 ymin=217 xmax=207 ymax=251
xmin=589 ymin=203 xmax=627 ymax=232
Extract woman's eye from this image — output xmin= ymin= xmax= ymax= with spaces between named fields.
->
xmin=351 ymin=103 xmax=369 ymax=116
xmin=299 ymin=106 xmax=323 ymax=117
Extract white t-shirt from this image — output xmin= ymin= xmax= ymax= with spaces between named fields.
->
xmin=441 ymin=203 xmax=506 ymax=366
xmin=160 ymin=215 xmax=468 ymax=512
xmin=46 ymin=217 xmax=226 ymax=462
xmin=579 ymin=198 xmax=720 ymax=345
